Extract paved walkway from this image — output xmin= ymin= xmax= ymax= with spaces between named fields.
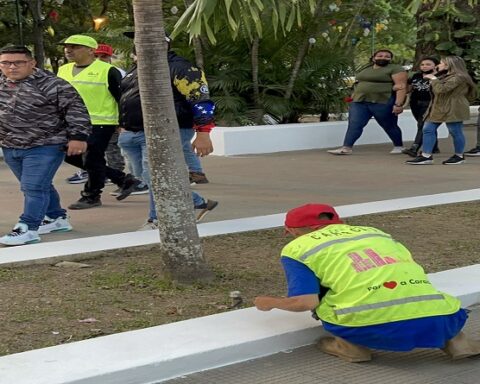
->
xmin=164 ymin=305 xmax=480 ymax=384
xmin=1 ymin=126 xmax=479 ymax=244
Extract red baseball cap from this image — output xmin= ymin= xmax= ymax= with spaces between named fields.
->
xmin=284 ymin=204 xmax=342 ymax=228
xmin=95 ymin=43 xmax=113 ymax=56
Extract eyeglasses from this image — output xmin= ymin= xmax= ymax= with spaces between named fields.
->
xmin=0 ymin=60 xmax=31 ymax=68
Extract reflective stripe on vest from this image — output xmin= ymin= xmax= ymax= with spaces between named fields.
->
xmin=299 ymin=233 xmax=393 ymax=261
xmin=334 ymin=294 xmax=444 ymax=315
xmin=282 ymin=224 xmax=461 ymax=326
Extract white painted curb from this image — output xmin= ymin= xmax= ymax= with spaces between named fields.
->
xmin=0 ymin=264 xmax=479 ymax=384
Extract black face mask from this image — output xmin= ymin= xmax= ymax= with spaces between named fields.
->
xmin=374 ymin=59 xmax=390 ymax=67
xmin=422 ymin=69 xmax=434 ymax=74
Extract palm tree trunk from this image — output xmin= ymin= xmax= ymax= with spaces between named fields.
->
xmin=132 ymin=0 xmax=213 ymax=283
xmin=284 ymin=0 xmax=323 ymax=100
xmin=251 ymin=36 xmax=261 ymax=116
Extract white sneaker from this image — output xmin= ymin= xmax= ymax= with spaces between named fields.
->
xmin=327 ymin=147 xmax=353 ymax=155
xmin=136 ymin=220 xmax=158 ymax=231
xmin=38 ymin=216 xmax=73 ymax=235
xmin=390 ymin=146 xmax=405 ymax=154
xmin=0 ymin=223 xmax=40 ymax=246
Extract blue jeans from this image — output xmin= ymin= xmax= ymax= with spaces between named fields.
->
xmin=2 ymin=145 xmax=66 ymax=230
xmin=118 ymin=130 xmax=148 ymax=187
xmin=148 ymin=189 xmax=205 ymax=221
xmin=118 ymin=130 xmax=205 ymax=221
xmin=344 ymin=99 xmax=403 ymax=147
xmin=423 ymin=121 xmax=465 ymax=155
xmin=180 ymin=128 xmax=203 ymax=173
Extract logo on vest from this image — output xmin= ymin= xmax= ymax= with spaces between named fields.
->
xmin=367 ymin=279 xmax=431 ymax=291
xmin=348 ymin=248 xmax=398 ymax=273
xmin=383 ymin=281 xmax=397 ymax=289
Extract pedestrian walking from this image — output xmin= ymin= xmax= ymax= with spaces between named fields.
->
xmin=121 ymin=32 xmax=218 ymax=230
xmin=406 ymin=56 xmax=477 ymax=165
xmin=0 ymin=45 xmax=91 ymax=245
xmin=57 ymin=34 xmax=142 ymax=209
xmin=94 ymin=43 xmax=129 ymax=184
xmin=327 ymin=49 xmax=407 ymax=155
xmin=402 ymin=57 xmax=440 ymax=157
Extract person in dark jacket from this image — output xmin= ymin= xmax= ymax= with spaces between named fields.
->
xmin=0 ymin=45 xmax=91 ymax=245
xmin=122 ymin=32 xmax=210 ymax=185
xmin=119 ymin=34 xmax=217 ymax=230
xmin=402 ymin=57 xmax=440 ymax=157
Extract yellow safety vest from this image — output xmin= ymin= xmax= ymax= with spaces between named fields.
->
xmin=282 ymin=224 xmax=460 ymax=327
xmin=58 ymin=60 xmax=118 ymax=125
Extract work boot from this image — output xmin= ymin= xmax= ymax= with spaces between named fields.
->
xmin=316 ymin=336 xmax=372 ymax=363
xmin=442 ymin=331 xmax=480 ymax=360
xmin=68 ymin=195 xmax=102 ymax=210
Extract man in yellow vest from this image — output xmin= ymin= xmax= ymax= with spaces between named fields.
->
xmin=57 ymin=34 xmax=141 ymax=209
xmin=255 ymin=203 xmax=480 ymax=362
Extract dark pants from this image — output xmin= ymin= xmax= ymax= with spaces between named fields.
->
xmin=410 ymin=100 xmax=438 ymax=151
xmin=343 ymin=98 xmax=403 ymax=147
xmin=65 ymin=125 xmax=127 ymax=198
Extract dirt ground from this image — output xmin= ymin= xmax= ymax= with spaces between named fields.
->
xmin=1 ymin=201 xmax=480 ymax=356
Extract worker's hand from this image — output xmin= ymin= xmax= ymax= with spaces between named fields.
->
xmin=254 ymin=296 xmax=275 ymax=311
xmin=66 ymin=140 xmax=87 ymax=156
xmin=192 ymin=132 xmax=213 ymax=157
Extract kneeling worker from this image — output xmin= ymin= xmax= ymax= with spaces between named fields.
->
xmin=254 ymin=204 xmax=480 ymax=362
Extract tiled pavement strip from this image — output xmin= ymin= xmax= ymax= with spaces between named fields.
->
xmin=164 ymin=305 xmax=480 ymax=384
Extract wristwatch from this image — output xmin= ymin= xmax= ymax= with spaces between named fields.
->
xmin=394 ymin=103 xmax=403 ymax=107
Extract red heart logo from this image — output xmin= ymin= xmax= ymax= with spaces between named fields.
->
xmin=383 ymin=281 xmax=397 ymax=289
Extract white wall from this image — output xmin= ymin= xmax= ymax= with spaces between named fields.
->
xmin=210 ymin=108 xmax=479 ymax=156
xmin=1 ymin=107 xmax=477 ymax=159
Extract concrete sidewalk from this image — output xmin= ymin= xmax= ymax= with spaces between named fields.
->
xmin=1 ymin=125 xmax=480 ymax=244
xmin=164 ymin=306 xmax=480 ymax=384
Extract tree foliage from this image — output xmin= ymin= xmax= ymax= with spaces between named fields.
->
xmin=3 ymin=1 xmax=476 ymax=123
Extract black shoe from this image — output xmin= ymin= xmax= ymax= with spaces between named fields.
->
xmin=402 ymin=148 xmax=418 ymax=157
xmin=130 ymin=184 xmax=149 ymax=195
xmin=442 ymin=155 xmax=465 ymax=165
xmin=195 ymin=199 xmax=218 ymax=222
xmin=433 ymin=148 xmax=441 ymax=154
xmin=68 ymin=196 xmax=102 ymax=210
xmin=116 ymin=174 xmax=142 ymax=201
xmin=464 ymin=147 xmax=480 ymax=157
xmin=405 ymin=155 xmax=433 ymax=165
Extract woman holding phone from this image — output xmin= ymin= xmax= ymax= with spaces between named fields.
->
xmin=406 ymin=56 xmax=477 ymax=165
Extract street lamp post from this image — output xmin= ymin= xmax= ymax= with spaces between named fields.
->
xmin=14 ymin=0 xmax=24 ymax=45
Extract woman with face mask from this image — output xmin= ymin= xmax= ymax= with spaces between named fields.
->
xmin=402 ymin=57 xmax=440 ymax=157
xmin=406 ymin=55 xmax=477 ymax=165
xmin=328 ymin=49 xmax=408 ymax=155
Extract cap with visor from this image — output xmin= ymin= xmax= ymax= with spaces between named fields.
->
xmin=285 ymin=204 xmax=343 ymax=229
xmin=59 ymin=35 xmax=98 ymax=49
